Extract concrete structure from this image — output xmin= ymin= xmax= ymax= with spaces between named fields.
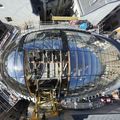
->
xmin=0 ymin=0 xmax=39 ymax=27
xmin=0 ymin=0 xmax=73 ymax=27
xmin=72 ymin=0 xmax=82 ymax=17
xmin=73 ymin=0 xmax=120 ymax=26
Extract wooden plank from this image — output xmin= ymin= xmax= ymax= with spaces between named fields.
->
xmin=52 ymin=16 xmax=81 ymax=21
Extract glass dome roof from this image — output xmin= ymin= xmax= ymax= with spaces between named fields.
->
xmin=2 ymin=28 xmax=120 ymax=96
xmin=5 ymin=49 xmax=25 ymax=84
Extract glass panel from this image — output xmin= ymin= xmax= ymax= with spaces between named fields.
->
xmin=66 ymin=31 xmax=103 ymax=91
xmin=5 ymin=50 xmax=25 ymax=84
xmin=6 ymin=51 xmax=16 ymax=78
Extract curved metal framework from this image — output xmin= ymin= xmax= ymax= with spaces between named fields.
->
xmin=1 ymin=27 xmax=120 ymax=99
xmin=1 ymin=27 xmax=120 ymax=119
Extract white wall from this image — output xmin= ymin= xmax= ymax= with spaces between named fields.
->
xmin=0 ymin=0 xmax=39 ymax=27
xmin=72 ymin=0 xmax=82 ymax=17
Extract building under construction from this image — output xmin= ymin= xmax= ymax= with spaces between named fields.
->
xmin=0 ymin=0 xmax=120 ymax=120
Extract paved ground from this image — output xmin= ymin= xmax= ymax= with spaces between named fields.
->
xmin=27 ymin=102 xmax=120 ymax=120
xmin=72 ymin=114 xmax=120 ymax=120
xmin=63 ymin=102 xmax=120 ymax=120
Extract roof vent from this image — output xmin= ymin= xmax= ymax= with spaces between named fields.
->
xmin=5 ymin=17 xmax=12 ymax=22
xmin=0 ymin=4 xmax=3 ymax=8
